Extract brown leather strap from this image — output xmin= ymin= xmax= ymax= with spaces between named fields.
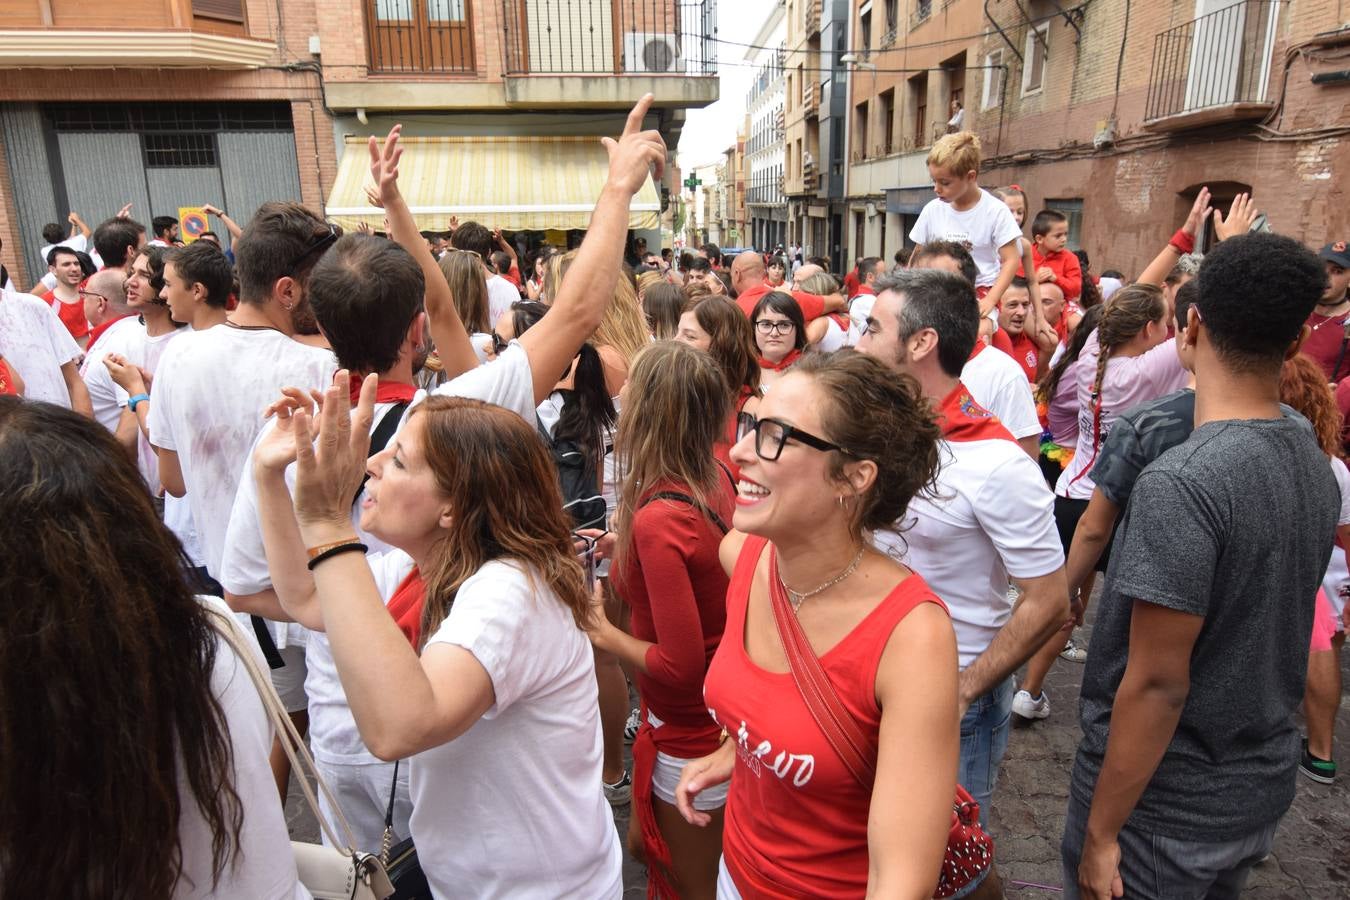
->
xmin=766 ymin=544 xmax=877 ymax=792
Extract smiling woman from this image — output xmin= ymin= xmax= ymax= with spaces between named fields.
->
xmin=676 ymin=350 xmax=963 ymax=898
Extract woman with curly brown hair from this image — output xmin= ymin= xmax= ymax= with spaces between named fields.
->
xmin=676 ymin=350 xmax=959 ymax=897
xmin=0 ymin=397 xmax=302 ymax=900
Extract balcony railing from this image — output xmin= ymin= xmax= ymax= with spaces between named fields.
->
xmin=502 ymin=0 xmax=717 ymax=75
xmin=805 ymin=0 xmax=820 ymax=36
xmin=803 ymin=80 xmax=820 ymax=115
xmin=1144 ymin=0 xmax=1283 ymax=124
xmin=366 ymin=0 xmax=476 ymax=74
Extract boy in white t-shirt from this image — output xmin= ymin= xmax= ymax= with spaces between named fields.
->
xmin=909 ymin=132 xmax=1023 ymax=321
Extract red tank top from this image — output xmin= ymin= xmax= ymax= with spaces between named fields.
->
xmin=703 ymin=536 xmax=947 ymax=898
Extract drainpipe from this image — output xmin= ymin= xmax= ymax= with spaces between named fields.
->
xmin=984 ymin=0 xmax=1023 ymax=62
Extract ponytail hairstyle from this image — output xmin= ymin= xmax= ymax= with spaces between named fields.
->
xmin=552 ymin=342 xmax=617 ymax=470
xmin=438 ymin=249 xmax=491 ymax=334
xmin=1037 ymin=304 xmax=1104 ymax=406
xmin=1091 ymin=283 xmax=1168 ymax=410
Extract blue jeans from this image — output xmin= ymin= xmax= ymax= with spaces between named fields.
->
xmin=1060 ymin=789 xmax=1277 ymax=899
xmin=958 ymin=675 xmax=1014 ymax=830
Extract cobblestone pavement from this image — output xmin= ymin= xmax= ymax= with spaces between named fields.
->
xmin=287 ymin=607 xmax=1350 ymax=897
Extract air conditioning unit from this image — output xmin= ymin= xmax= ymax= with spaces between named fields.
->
xmin=623 ymin=33 xmax=680 ymax=73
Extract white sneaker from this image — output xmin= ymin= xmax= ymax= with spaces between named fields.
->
xmin=1012 ymin=689 xmax=1050 ymax=720
xmin=623 ymin=708 xmax=640 ymax=745
xmin=1059 ymin=638 xmax=1088 ymax=663
xmin=603 ymin=770 xmax=632 ymax=807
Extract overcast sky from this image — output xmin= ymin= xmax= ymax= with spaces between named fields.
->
xmin=677 ymin=0 xmax=778 ymax=170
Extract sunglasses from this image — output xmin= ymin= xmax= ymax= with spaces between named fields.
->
xmin=491 ymin=331 xmax=509 ymax=355
xmin=289 ymin=223 xmax=342 ymax=273
xmin=735 ymin=414 xmax=848 ymax=462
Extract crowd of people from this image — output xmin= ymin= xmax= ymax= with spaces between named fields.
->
xmin=1 ymin=95 xmax=1346 ymax=900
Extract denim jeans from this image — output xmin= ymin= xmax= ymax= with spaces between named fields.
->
xmin=1060 ymin=788 xmax=1277 ymax=899
xmin=958 ymin=675 xmax=1014 ymax=830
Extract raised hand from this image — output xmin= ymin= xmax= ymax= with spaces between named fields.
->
xmin=1213 ymin=193 xmax=1258 ymax=242
xmin=367 ymin=124 xmax=405 ymax=209
xmin=290 ymin=370 xmax=377 ymax=532
xmin=1181 ymin=187 xmax=1212 ymax=239
xmin=364 ymin=184 xmax=385 ymax=210
xmin=254 ymin=386 xmax=322 ymax=473
xmin=601 ymin=93 xmax=667 ymax=195
xmin=116 ymin=202 xmax=133 ymax=220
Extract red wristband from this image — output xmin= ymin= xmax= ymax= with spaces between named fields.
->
xmin=1169 ymin=228 xmax=1195 ymax=255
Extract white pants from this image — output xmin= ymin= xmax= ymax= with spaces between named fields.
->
xmin=314 ymin=759 xmax=413 ymax=854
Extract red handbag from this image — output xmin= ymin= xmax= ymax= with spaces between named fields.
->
xmin=766 ymin=546 xmax=993 ymax=899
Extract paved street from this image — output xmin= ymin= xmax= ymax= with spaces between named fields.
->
xmin=286 ymin=597 xmax=1350 ymax=897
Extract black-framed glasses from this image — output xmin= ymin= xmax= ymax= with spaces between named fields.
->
xmin=289 ymin=223 xmax=341 ymax=273
xmin=735 ymin=414 xmax=848 ymax=461
xmin=77 ymin=288 xmax=108 ymax=304
xmin=755 ymin=319 xmax=795 ymax=335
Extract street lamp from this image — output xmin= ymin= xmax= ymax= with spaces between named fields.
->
xmin=838 ymin=53 xmax=876 ymax=70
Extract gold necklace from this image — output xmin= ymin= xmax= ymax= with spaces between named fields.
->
xmin=781 ymin=548 xmax=866 ymax=611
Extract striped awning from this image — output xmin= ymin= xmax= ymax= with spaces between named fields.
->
xmin=324 ymin=135 xmax=661 ymax=232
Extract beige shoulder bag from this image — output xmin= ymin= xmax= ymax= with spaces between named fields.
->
xmin=204 ymin=604 xmax=396 ymax=900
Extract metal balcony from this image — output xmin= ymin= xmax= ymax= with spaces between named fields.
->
xmin=501 ymin=0 xmax=717 ymax=75
xmin=1144 ymin=0 xmax=1284 ymax=130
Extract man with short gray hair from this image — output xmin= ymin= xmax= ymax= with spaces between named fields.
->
xmin=858 ymin=268 xmax=1068 ymax=847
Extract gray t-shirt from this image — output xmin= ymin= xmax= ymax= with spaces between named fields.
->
xmin=1071 ymin=416 xmax=1339 ymax=841
xmin=1091 ymin=389 xmax=1307 ymax=508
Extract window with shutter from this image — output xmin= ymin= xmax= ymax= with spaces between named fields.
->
xmin=194 ymin=0 xmax=245 ymax=24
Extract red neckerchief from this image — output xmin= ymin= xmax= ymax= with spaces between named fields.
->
xmin=350 ymin=377 xmax=418 ymax=406
xmin=758 ymin=347 xmax=803 ymax=371
xmin=386 ymin=567 xmax=426 ymax=648
xmin=85 ymin=313 xmax=135 ymax=354
xmin=936 ymin=382 xmax=1016 ymax=443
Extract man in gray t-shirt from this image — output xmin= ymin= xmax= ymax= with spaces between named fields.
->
xmin=1063 ymin=232 xmax=1338 ymax=900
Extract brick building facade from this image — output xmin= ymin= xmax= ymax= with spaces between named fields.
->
xmin=0 ymin=0 xmax=718 ymax=290
xmin=844 ymin=0 xmax=1349 ymax=276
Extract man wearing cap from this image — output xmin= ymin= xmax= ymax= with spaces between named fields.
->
xmin=1301 ymin=241 xmax=1350 ymax=383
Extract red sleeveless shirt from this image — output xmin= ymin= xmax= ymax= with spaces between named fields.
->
xmin=703 ymin=535 xmax=948 ymax=898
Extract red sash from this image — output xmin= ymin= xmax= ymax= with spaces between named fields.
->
xmin=386 ymin=567 xmax=426 ymax=648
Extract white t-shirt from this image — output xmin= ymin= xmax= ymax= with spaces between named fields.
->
xmin=147 ymin=324 xmax=336 ymax=578
xmin=221 ymin=343 xmax=535 ymax=756
xmin=177 ymin=597 xmax=309 ymax=900
xmin=909 ymin=189 xmax=1023 ymax=287
xmin=1321 ymin=456 xmax=1350 ymax=619
xmin=961 ymin=344 xmax=1041 ymax=441
xmin=0 ymin=292 xmax=82 ymax=406
xmin=875 ymin=432 xmax=1063 ymax=668
xmin=412 ymin=559 xmax=623 ymax=899
xmin=487 ymin=274 xmax=521 ymax=327
xmin=80 ymin=315 xmax=145 ymax=432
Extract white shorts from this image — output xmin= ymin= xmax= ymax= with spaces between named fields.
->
xmin=651 ymin=750 xmax=728 ymax=811
xmin=315 ymin=758 xmax=413 ymax=853
xmin=717 ymin=857 xmax=743 ymax=899
xmin=270 ymin=644 xmax=309 ymax=714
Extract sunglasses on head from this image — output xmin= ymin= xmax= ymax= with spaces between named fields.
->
xmin=289 ymin=223 xmax=342 ymax=273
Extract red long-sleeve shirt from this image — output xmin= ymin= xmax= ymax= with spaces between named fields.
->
xmin=613 ymin=478 xmax=735 ymax=747
xmin=1032 ymin=247 xmax=1082 ymax=302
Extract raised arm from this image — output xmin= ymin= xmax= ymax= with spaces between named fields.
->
xmin=68 ymin=211 xmax=91 ymax=240
xmin=201 ymin=204 xmax=244 ymax=241
xmin=1138 ymin=188 xmax=1210 ymax=287
xmin=517 ymin=94 xmax=666 ymax=405
xmin=369 ymin=126 xmax=477 ymax=380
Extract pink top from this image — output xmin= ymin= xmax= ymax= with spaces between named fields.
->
xmin=1056 ymin=328 xmax=1188 ymax=499
xmin=1047 ymin=357 xmax=1082 ymax=446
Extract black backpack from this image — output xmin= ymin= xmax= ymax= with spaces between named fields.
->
xmin=537 ymin=417 xmax=609 ymax=531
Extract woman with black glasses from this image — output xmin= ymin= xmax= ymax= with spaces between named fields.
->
xmin=675 ymin=351 xmax=961 ymax=898
xmin=751 ymin=292 xmax=808 ymax=391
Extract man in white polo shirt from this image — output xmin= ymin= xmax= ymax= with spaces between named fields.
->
xmin=858 ymin=268 xmax=1068 ymax=840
